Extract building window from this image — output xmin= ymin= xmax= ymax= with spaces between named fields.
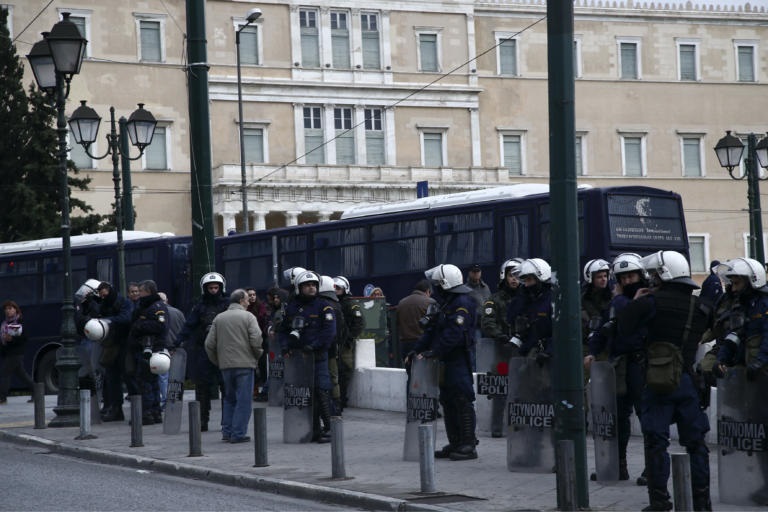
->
xmin=361 ymin=12 xmax=380 ymax=70
xmin=303 ymin=106 xmax=324 ymax=165
xmin=299 ymin=9 xmax=320 ymax=68
xmin=497 ymin=36 xmax=518 ymax=76
xmin=677 ymin=40 xmax=699 ymax=81
xmin=501 ymin=133 xmax=523 ymax=176
xmin=364 ymin=108 xmax=385 ymax=165
xmin=243 ymin=127 xmax=265 ymax=163
xmin=68 ymin=139 xmax=93 ymax=169
xmin=334 ymin=107 xmax=355 ymax=164
xmin=618 ymin=38 xmax=640 ymax=79
xmin=144 ymin=125 xmax=169 ymax=170
xmin=735 ymin=42 xmax=757 ymax=82
xmin=621 ymin=134 xmax=645 ymax=177
xmin=575 ymin=134 xmax=586 ymax=176
xmin=688 ymin=235 xmax=708 ymax=274
xmin=237 ymin=23 xmax=261 ymax=66
xmin=417 ymin=31 xmax=439 ymax=72
xmin=330 ymin=11 xmax=350 ymax=69
xmin=62 ymin=10 xmax=92 ymax=58
xmin=421 ymin=130 xmax=445 ymax=167
xmin=681 ymin=136 xmax=703 ymax=177
xmin=573 ymin=37 xmax=582 ymax=79
xmin=135 ymin=16 xmax=165 ymax=63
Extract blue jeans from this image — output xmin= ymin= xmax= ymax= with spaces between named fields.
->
xmin=220 ymin=368 xmax=254 ymax=440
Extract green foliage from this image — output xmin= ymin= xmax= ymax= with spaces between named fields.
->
xmin=0 ymin=7 xmax=108 ymax=243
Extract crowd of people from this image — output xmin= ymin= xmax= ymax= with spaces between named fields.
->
xmin=2 ymin=249 xmax=767 ymax=510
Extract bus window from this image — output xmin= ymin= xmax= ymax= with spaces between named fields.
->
xmin=502 ymin=214 xmax=530 ymax=258
xmin=314 ymin=227 xmax=366 ymax=278
xmin=433 ymin=211 xmax=493 ymax=266
xmin=96 ymin=257 xmax=113 ymax=284
xmin=224 ymin=255 xmax=274 ymax=291
xmin=43 ymin=254 xmax=87 ymax=302
xmin=371 ymin=220 xmax=428 ymax=275
xmin=125 ymin=247 xmax=156 ymax=283
xmin=0 ymin=258 xmax=39 ymax=305
xmin=538 ymin=201 xmax=585 ymax=261
xmin=222 ymin=238 xmax=271 ymax=259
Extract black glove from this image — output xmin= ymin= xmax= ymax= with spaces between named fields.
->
xmin=746 ymin=360 xmax=764 ymax=381
xmin=420 ymin=350 xmax=436 ymax=359
xmin=712 ymin=363 xmax=727 ymax=379
xmin=722 ymin=332 xmax=741 ymax=352
xmin=495 ymin=335 xmax=508 ymax=345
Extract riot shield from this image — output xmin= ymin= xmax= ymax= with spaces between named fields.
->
xmin=475 ymin=338 xmax=508 ymax=437
xmin=267 ymin=336 xmax=284 ymax=407
xmin=283 ymin=350 xmax=314 ymax=443
xmin=588 ymin=361 xmax=619 ymax=481
xmin=506 ymin=356 xmax=556 ymax=473
xmin=403 ymin=357 xmax=439 ymax=461
xmin=717 ymin=367 xmax=768 ymax=506
xmin=163 ymin=348 xmax=187 ymax=435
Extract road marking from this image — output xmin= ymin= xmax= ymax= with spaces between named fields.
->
xmin=0 ymin=421 xmax=35 ymax=428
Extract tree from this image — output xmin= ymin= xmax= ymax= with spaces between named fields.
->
xmin=0 ymin=8 xmax=108 ymax=243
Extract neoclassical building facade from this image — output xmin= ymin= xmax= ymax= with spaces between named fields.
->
xmin=8 ymin=0 xmax=768 ymax=275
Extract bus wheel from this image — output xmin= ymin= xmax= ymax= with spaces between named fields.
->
xmin=36 ymin=351 xmax=59 ymax=394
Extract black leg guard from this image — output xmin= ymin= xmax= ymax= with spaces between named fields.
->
xmin=449 ymin=397 xmax=478 ymax=461
xmin=436 ymin=399 xmax=459 ymax=458
xmin=312 ymin=390 xmax=332 ymax=443
xmin=692 ymin=487 xmax=712 ymax=511
xmin=490 ymin=396 xmax=504 ymax=438
xmin=619 ymin=457 xmax=630 ymax=481
xmin=642 ymin=488 xmax=672 ymax=511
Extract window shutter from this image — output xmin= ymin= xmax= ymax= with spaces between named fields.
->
xmin=241 ymin=27 xmax=259 ymax=65
xmin=620 ymin=43 xmax=637 ymax=79
xmin=738 ymin=46 xmax=754 ymax=82
xmin=420 ymin=34 xmax=437 ymax=72
xmin=140 ymin=21 xmax=161 ymax=62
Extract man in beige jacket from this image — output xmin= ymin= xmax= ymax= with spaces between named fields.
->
xmin=205 ymin=289 xmax=263 ymax=443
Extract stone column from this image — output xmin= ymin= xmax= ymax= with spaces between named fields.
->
xmin=286 ymin=210 xmax=301 ymax=226
xmin=221 ymin=212 xmax=236 ymax=235
xmin=253 ymin=211 xmax=266 ymax=231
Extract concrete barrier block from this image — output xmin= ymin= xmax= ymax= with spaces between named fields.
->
xmin=355 ymin=338 xmax=376 ymax=369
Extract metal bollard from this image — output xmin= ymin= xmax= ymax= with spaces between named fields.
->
xmin=671 ymin=453 xmax=693 ymax=511
xmin=418 ymin=423 xmax=436 ymax=493
xmin=130 ymin=394 xmax=143 ymax=447
xmin=330 ymin=416 xmax=346 ymax=479
xmin=33 ymin=383 xmax=46 ymax=429
xmin=556 ymin=439 xmax=577 ymax=511
xmin=188 ymin=401 xmax=202 ymax=457
xmin=75 ymin=390 xmax=97 ymax=440
xmin=253 ymin=407 xmax=268 ymax=467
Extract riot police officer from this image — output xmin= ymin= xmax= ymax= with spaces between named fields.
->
xmin=581 ymin=258 xmax=612 ymax=354
xmin=584 ymin=253 xmax=648 ymax=482
xmin=516 ymin=258 xmax=553 ymax=360
xmin=177 ymin=272 xmax=229 ymax=432
xmin=481 ymin=258 xmax=524 ymax=437
xmin=127 ymin=280 xmax=169 ymax=425
xmin=319 ymin=276 xmax=346 ymax=415
xmin=334 ymin=275 xmax=364 ymax=411
xmin=615 ymin=251 xmax=711 ymax=511
xmin=411 ymin=264 xmax=478 ymax=461
xmin=279 ymin=270 xmax=337 ymax=443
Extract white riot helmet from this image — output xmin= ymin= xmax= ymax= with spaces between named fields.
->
xmin=149 ymin=349 xmax=171 ymax=375
xmin=75 ymin=278 xmax=102 ymax=302
xmin=318 ymin=275 xmax=336 ymax=295
xmin=282 ymin=266 xmax=307 ymax=286
xmin=583 ymin=259 xmax=610 ymax=284
xmin=611 ymin=253 xmax=646 ymax=278
xmin=424 ymin=264 xmax=469 ymax=292
xmin=199 ymin=272 xmax=226 ymax=293
xmin=717 ymin=257 xmax=767 ymax=289
xmin=518 ymin=258 xmax=552 ymax=283
xmin=333 ymin=276 xmax=350 ymax=294
xmin=640 ymin=250 xmax=698 ymax=287
xmin=294 ymin=270 xmax=320 ymax=295
xmin=84 ymin=318 xmax=111 ymax=342
xmin=499 ymin=258 xmax=524 ymax=280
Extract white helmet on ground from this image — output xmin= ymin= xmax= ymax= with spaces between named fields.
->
xmin=294 ymin=270 xmax=320 ymax=295
xmin=149 ymin=349 xmax=171 ymax=375
xmin=717 ymin=257 xmax=767 ymax=289
xmin=199 ymin=272 xmax=226 ymax=293
xmin=84 ymin=318 xmax=111 ymax=342
xmin=333 ymin=276 xmax=350 ymax=294
xmin=425 ymin=264 xmax=469 ymax=292
xmin=640 ymin=251 xmax=698 ymax=287
xmin=499 ymin=258 xmax=524 ymax=280
xmin=282 ymin=266 xmax=307 ymax=286
xmin=518 ymin=258 xmax=551 ymax=283
xmin=583 ymin=259 xmax=610 ymax=284
xmin=611 ymin=253 xmax=645 ymax=278
xmin=75 ymin=278 xmax=102 ymax=302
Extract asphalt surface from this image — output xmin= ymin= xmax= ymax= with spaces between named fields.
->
xmin=0 ymin=394 xmax=763 ymax=511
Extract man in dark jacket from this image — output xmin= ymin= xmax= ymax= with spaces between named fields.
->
xmin=397 ymin=279 xmax=436 ymax=364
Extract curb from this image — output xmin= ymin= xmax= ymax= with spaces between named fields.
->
xmin=0 ymin=430 xmax=449 ymax=512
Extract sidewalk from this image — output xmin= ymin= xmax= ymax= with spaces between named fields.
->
xmin=0 ymin=395 xmax=762 ymax=511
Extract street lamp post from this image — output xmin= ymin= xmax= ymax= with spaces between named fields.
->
xmin=26 ymin=13 xmax=87 ymax=428
xmin=714 ymin=131 xmax=768 ymax=263
xmin=68 ymin=102 xmax=158 ymax=296
xmin=236 ymin=8 xmax=262 ymax=232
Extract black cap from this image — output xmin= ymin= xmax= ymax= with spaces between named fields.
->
xmin=468 ymin=264 xmax=482 ymax=272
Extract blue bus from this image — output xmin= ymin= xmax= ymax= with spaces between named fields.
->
xmin=0 ymin=184 xmax=688 ymax=389
xmin=0 ymin=232 xmax=192 ymax=392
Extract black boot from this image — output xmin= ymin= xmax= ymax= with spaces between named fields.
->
xmin=619 ymin=457 xmax=630 ymax=480
xmin=312 ymin=390 xmax=332 ymax=443
xmin=692 ymin=487 xmax=712 ymax=511
xmin=101 ymin=406 xmax=125 ymax=422
xmin=642 ymin=488 xmax=672 ymax=511
xmin=449 ymin=398 xmax=478 ymax=461
xmin=436 ymin=400 xmax=459 ymax=458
